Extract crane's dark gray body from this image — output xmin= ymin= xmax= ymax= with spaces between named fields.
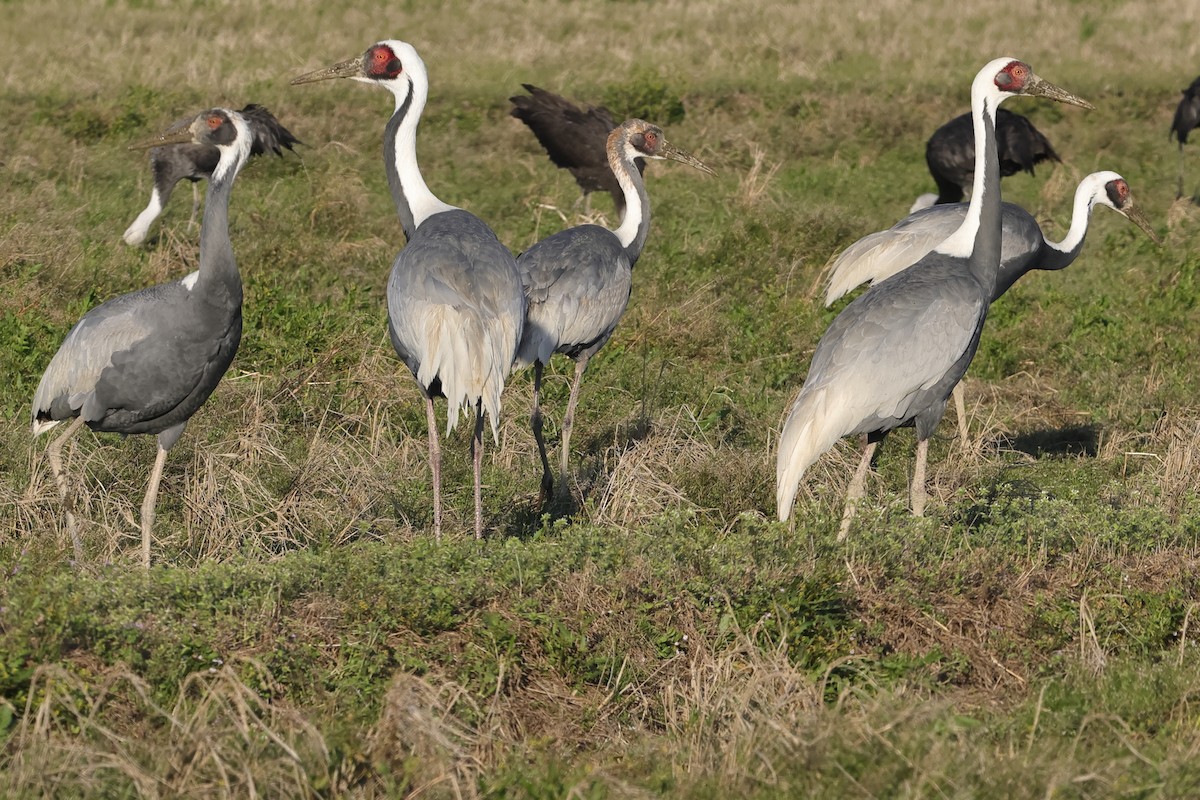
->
xmin=1171 ymin=76 xmax=1200 ymax=198
xmin=124 ymin=104 xmax=298 ymax=245
xmin=509 ymin=84 xmax=645 ymax=215
xmin=926 ymin=108 xmax=1058 ymax=204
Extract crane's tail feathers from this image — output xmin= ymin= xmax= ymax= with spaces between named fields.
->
xmin=823 ymin=229 xmax=913 ymax=306
xmin=123 ymin=189 xmax=164 ymax=246
xmin=776 ymin=387 xmax=844 ymax=522
xmin=31 ymin=418 xmax=61 ymax=437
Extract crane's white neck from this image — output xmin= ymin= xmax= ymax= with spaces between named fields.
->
xmin=1045 ymin=172 xmax=1115 ymax=259
xmin=212 ymin=113 xmax=254 ymax=184
xmin=384 ymin=51 xmax=456 ymax=233
xmin=935 ymin=74 xmax=1003 ymax=259
xmin=612 ymin=158 xmax=645 ymax=249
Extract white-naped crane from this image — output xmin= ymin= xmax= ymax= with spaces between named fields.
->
xmin=1170 ymin=75 xmax=1200 ymax=199
xmin=292 ymin=40 xmax=525 ymax=541
xmin=823 ymin=171 xmax=1161 ymax=446
xmin=776 ymin=58 xmax=1092 ymax=536
xmin=515 ymin=118 xmax=713 ymax=504
xmin=123 ymin=103 xmax=299 ymax=245
xmin=34 ymin=108 xmax=255 ymax=567
xmin=510 ymin=84 xmax=646 ymax=217
xmin=912 ymin=108 xmax=1060 ymax=211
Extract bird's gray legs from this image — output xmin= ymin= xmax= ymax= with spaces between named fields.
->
xmin=557 ymin=356 xmax=590 ymax=501
xmin=189 ymin=182 xmax=201 ymax=230
xmin=911 ymin=437 xmax=929 ymax=517
xmin=530 ymin=362 xmax=554 ymax=505
xmin=838 ymin=438 xmax=877 ymax=542
xmin=472 ymin=399 xmax=485 ymax=540
xmin=140 ymin=444 xmax=169 ymax=569
xmin=1178 ymin=143 xmax=1186 ymax=201
xmin=953 ymin=383 xmax=970 ymax=450
xmin=425 ymin=396 xmax=443 ymax=541
xmin=45 ymin=416 xmax=87 ymax=561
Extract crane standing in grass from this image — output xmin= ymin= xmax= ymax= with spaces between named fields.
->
xmin=34 ymin=108 xmax=255 ymax=567
xmin=516 ymin=119 xmax=713 ymax=504
xmin=823 ymin=170 xmax=1161 ymax=446
xmin=509 ymin=84 xmax=645 ymax=217
xmin=776 ymin=58 xmax=1092 ymax=536
xmin=292 ymin=40 xmax=525 ymax=540
xmin=1170 ymin=75 xmax=1200 ymax=200
xmin=123 ymin=104 xmax=299 ymax=245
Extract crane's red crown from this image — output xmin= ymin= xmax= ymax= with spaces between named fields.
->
xmin=994 ymin=61 xmax=1031 ymax=92
xmin=366 ymin=44 xmax=403 ymax=79
xmin=1105 ymin=178 xmax=1131 ymax=207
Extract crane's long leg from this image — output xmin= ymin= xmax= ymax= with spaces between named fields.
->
xmin=557 ymin=355 xmax=590 ymax=501
xmin=837 ymin=439 xmax=877 ymax=542
xmin=530 ymin=362 xmax=554 ymax=506
xmin=45 ymin=416 xmax=87 ymax=561
xmin=911 ymin=437 xmax=929 ymax=517
xmin=472 ymin=399 xmax=485 ymax=540
xmin=1178 ymin=143 xmax=1186 ymax=201
xmin=189 ymin=182 xmax=201 ymax=230
xmin=426 ymin=396 xmax=443 ymax=541
xmin=953 ymin=383 xmax=970 ymax=451
xmin=140 ymin=443 xmax=169 ymax=569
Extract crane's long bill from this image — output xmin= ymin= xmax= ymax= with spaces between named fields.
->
xmin=1026 ymin=75 xmax=1094 ymax=110
xmin=1123 ymin=203 xmax=1163 ymax=246
xmin=129 ymin=128 xmax=194 ymax=150
xmin=662 ymin=141 xmax=716 ymax=176
xmin=290 ymin=57 xmax=361 ymax=85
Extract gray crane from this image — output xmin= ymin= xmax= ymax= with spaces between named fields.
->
xmin=1170 ymin=75 xmax=1200 ymax=199
xmin=509 ymin=84 xmax=645 ymax=217
xmin=515 ymin=119 xmax=713 ymax=504
xmin=776 ymin=57 xmax=1091 ymax=536
xmin=123 ymin=103 xmax=299 ymax=245
xmin=33 ymin=108 xmax=255 ymax=567
xmin=823 ymin=171 xmax=1161 ymax=444
xmin=292 ymin=40 xmax=525 ymax=540
xmin=912 ymin=107 xmax=1060 ymax=211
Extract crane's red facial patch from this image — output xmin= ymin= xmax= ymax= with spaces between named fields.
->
xmin=206 ymin=114 xmax=225 ymax=130
xmin=1106 ymin=178 xmax=1131 ymax=207
xmin=995 ymin=61 xmax=1031 ymax=92
xmin=366 ymin=44 xmax=403 ymax=79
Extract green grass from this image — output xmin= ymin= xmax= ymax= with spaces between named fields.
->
xmin=2 ymin=0 xmax=1200 ymax=796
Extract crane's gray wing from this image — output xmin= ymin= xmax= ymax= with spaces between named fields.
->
xmin=516 ymin=225 xmax=632 ymax=365
xmin=824 ymin=206 xmax=967 ymax=304
xmin=807 ymin=262 xmax=986 ymax=436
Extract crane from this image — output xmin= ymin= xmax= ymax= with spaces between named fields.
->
xmin=912 ymin=108 xmax=1059 ymax=211
xmin=509 ymin=84 xmax=645 ymax=217
xmin=776 ymin=58 xmax=1091 ymax=536
xmin=33 ymin=108 xmax=255 ymax=567
xmin=123 ymin=103 xmax=299 ymax=245
xmin=1170 ymin=75 xmax=1200 ymax=199
xmin=823 ymin=171 xmax=1161 ymax=444
xmin=515 ymin=119 xmax=713 ymax=504
xmin=292 ymin=40 xmax=525 ymax=540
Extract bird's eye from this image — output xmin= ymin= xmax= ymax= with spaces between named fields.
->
xmin=207 ymin=115 xmax=223 ymax=130
xmin=644 ymin=131 xmax=657 ymax=147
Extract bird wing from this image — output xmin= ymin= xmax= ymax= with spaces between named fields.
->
xmin=995 ymin=109 xmax=1059 ymax=177
xmin=1171 ymin=78 xmax=1200 ymax=145
xmin=516 ymin=226 xmax=632 ymax=365
xmin=824 ymin=207 xmax=966 ymax=304
xmin=238 ymin=104 xmax=302 ymax=156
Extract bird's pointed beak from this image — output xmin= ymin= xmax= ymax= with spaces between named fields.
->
xmin=291 ymin=57 xmax=362 ymax=86
xmin=1121 ymin=202 xmax=1163 ymax=246
xmin=661 ymin=141 xmax=716 ymax=176
xmin=128 ymin=125 xmax=194 ymax=151
xmin=1025 ymin=74 xmax=1094 ymax=110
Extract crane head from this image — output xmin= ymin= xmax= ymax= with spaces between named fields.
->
xmin=610 ymin=119 xmax=715 ymax=176
xmin=986 ymin=58 xmax=1094 ymax=110
xmin=129 ymin=109 xmax=253 ymax=181
xmin=1098 ymin=175 xmax=1162 ymax=246
xmin=291 ymin=40 xmax=420 ymax=89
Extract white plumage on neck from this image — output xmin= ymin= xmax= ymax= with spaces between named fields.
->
xmin=611 ymin=137 xmax=644 ymax=248
xmin=212 ymin=112 xmax=254 ymax=184
xmin=377 ymin=41 xmax=457 ymax=228
xmin=1048 ymin=170 xmax=1121 ymax=256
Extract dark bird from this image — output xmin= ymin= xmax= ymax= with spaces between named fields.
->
xmin=123 ymin=103 xmax=299 ymax=245
xmin=823 ymin=170 xmax=1161 ymax=445
xmin=34 ymin=108 xmax=255 ymax=566
xmin=1170 ymin=75 xmax=1200 ymax=199
xmin=292 ymin=40 xmax=525 ymax=540
xmin=510 ymin=84 xmax=646 ymax=217
xmin=913 ymin=107 xmax=1060 ymax=210
xmin=516 ymin=119 xmax=713 ymax=504
xmin=776 ymin=58 xmax=1091 ymax=535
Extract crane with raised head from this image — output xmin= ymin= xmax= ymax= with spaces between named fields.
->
xmin=776 ymin=58 xmax=1091 ymax=537
xmin=516 ymin=118 xmax=713 ymax=504
xmin=912 ymin=107 xmax=1059 ymax=211
xmin=123 ymin=103 xmax=299 ymax=245
xmin=1170 ymin=75 xmax=1200 ymax=199
xmin=823 ymin=171 xmax=1161 ymax=444
xmin=292 ymin=40 xmax=525 ymax=540
xmin=509 ymin=84 xmax=645 ymax=217
xmin=34 ymin=108 xmax=255 ymax=567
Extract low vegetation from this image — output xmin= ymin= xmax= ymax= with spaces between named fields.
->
xmin=2 ymin=0 xmax=1199 ymax=796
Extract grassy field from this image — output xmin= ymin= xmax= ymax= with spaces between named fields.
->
xmin=2 ymin=0 xmax=1200 ymax=796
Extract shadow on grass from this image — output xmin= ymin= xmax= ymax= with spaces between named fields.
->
xmin=1003 ymin=423 xmax=1100 ymax=458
